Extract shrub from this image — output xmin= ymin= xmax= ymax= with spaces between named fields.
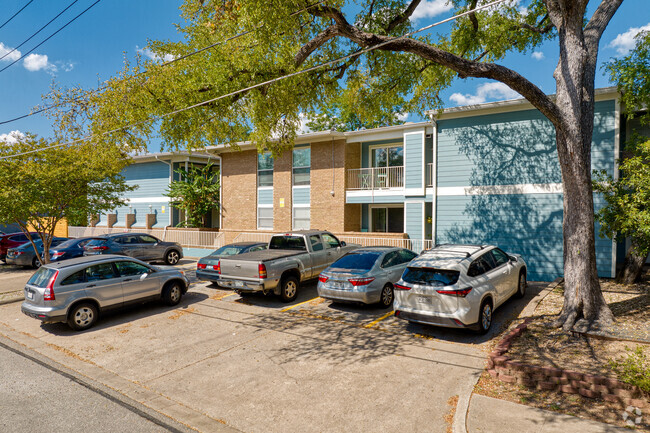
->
xmin=610 ymin=346 xmax=650 ymax=394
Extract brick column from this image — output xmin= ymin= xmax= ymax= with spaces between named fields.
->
xmin=107 ymin=214 xmax=117 ymax=228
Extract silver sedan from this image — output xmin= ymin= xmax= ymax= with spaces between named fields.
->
xmin=317 ymin=247 xmax=418 ymax=307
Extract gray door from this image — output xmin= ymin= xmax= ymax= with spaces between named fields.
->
xmin=321 ymin=233 xmax=345 ymax=265
xmin=83 ymin=263 xmax=123 ymax=308
xmin=380 ymin=251 xmax=407 ymax=283
xmin=114 ymin=260 xmax=160 ymax=302
xmin=114 ymin=235 xmax=142 ymax=258
xmin=309 ymin=235 xmax=329 ymax=276
xmin=136 ymin=235 xmax=162 ymax=261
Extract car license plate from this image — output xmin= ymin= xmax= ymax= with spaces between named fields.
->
xmin=26 ymin=290 xmax=33 ymax=300
xmin=234 ymin=280 xmax=245 ymax=288
xmin=330 ymin=282 xmax=345 ymax=289
xmin=416 ymin=296 xmax=430 ymax=304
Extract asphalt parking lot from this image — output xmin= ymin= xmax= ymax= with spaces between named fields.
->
xmin=0 ymin=264 xmax=546 ymax=433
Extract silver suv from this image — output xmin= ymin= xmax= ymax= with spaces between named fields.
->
xmin=21 ymin=255 xmax=190 ymax=331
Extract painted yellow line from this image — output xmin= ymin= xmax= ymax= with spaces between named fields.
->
xmin=364 ymin=311 xmax=395 ymax=328
xmin=281 ymin=297 xmax=321 ymax=312
xmin=212 ymin=293 xmax=237 ymax=301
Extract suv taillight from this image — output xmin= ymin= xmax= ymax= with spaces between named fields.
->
xmin=92 ymin=246 xmax=109 ymax=251
xmin=214 ymin=261 xmax=221 ymax=274
xmin=43 ymin=270 xmax=59 ymax=301
xmin=436 ymin=287 xmax=472 ymax=297
xmin=394 ymin=283 xmax=411 ymax=290
xmin=259 ymin=263 xmax=267 ymax=279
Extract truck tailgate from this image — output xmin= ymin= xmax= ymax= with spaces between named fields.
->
xmin=219 ymin=249 xmax=303 ymax=279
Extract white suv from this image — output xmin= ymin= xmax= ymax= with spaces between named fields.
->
xmin=393 ymin=244 xmax=527 ymax=333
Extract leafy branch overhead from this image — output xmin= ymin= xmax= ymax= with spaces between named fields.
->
xmin=165 ymin=163 xmax=220 ymax=228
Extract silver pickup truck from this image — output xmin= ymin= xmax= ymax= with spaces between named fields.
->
xmin=217 ymin=230 xmax=359 ymax=302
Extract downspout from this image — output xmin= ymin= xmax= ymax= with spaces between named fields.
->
xmin=430 ymin=114 xmax=438 ymax=246
xmin=154 ymin=155 xmax=173 ymax=239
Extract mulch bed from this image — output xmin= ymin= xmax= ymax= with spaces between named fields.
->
xmin=475 ymin=270 xmax=650 ymax=430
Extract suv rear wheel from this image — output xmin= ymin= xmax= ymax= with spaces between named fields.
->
xmin=68 ymin=303 xmax=98 ymax=331
xmin=478 ymin=299 xmax=493 ymax=334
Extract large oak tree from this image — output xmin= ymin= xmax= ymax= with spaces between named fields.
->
xmin=48 ymin=0 xmax=626 ymax=329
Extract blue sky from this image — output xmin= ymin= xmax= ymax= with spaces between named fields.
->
xmin=0 ymin=0 xmax=647 ymax=144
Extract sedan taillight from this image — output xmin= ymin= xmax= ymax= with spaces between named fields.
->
xmin=52 ymin=252 xmax=65 ymax=258
xmin=348 ymin=277 xmax=375 ymax=286
xmin=91 ymin=246 xmax=109 ymax=251
xmin=214 ymin=261 xmax=221 ymax=274
xmin=197 ymin=263 xmax=207 ymax=269
xmin=318 ymin=274 xmax=328 ymax=283
xmin=436 ymin=287 xmax=473 ymax=297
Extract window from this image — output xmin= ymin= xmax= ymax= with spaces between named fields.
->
xmin=269 ymin=236 xmax=306 ymax=250
xmin=292 ymin=147 xmax=310 ymax=186
xmin=490 ymin=248 xmax=509 ymax=267
xmin=402 ymin=267 xmax=460 ymax=286
xmin=85 ymin=263 xmax=117 ymax=281
xmin=249 ymin=245 xmax=267 ymax=252
xmin=257 ymin=152 xmax=273 ymax=187
xmin=138 ymin=235 xmax=158 ymax=244
xmin=27 ymin=267 xmax=58 ymax=288
xmin=467 ymin=254 xmax=495 ymax=277
xmin=293 ymin=207 xmax=310 ymax=230
xmin=370 ymin=207 xmax=404 ymax=233
xmin=115 ymin=261 xmax=150 ymax=277
xmin=61 ymin=270 xmax=85 ymax=286
xmin=331 ymin=251 xmax=381 ymax=271
xmin=371 ymin=145 xmax=403 ymax=168
xmin=321 ymin=233 xmax=340 ymax=249
xmin=258 ymin=207 xmax=273 ymax=230
xmin=309 ymin=235 xmax=323 ymax=251
xmin=398 ymin=249 xmax=418 ymax=264
xmin=381 ymin=251 xmax=401 ymax=268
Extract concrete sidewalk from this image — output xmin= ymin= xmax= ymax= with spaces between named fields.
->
xmin=467 ymin=394 xmax=628 ymax=432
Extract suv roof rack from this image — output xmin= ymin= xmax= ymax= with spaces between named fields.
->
xmin=429 ymin=244 xmax=487 ymax=258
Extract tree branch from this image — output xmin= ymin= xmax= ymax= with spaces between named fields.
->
xmin=386 ymin=0 xmax=422 ymax=33
xmin=295 ymin=25 xmax=340 ymax=66
xmin=584 ymin=0 xmax=624 ymax=58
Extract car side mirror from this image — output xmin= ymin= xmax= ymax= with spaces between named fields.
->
xmin=340 ymin=241 xmax=346 ymax=247
xmin=509 ymin=256 xmax=518 ymax=263
xmin=140 ymin=273 xmax=149 ymax=280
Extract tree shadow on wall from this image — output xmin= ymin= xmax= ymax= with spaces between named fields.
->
xmin=439 ymin=119 xmax=564 ymax=281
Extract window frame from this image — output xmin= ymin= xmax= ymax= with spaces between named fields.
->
xmin=257 ymin=206 xmax=274 ymax=230
xmin=292 ymin=147 xmax=311 ymax=186
xmin=257 ymin=152 xmax=274 ymax=187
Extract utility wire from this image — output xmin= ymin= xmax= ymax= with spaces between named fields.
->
xmin=0 ymin=0 xmax=329 ymax=126
xmin=0 ymin=0 xmax=507 ymax=159
xmin=0 ymin=0 xmax=81 ymax=62
xmin=0 ymin=0 xmax=101 ymax=74
xmin=0 ymin=0 xmax=35 ymax=31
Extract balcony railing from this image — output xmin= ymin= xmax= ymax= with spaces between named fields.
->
xmin=347 ymin=166 xmax=404 ymax=190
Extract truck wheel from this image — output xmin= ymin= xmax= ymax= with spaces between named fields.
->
xmin=279 ymin=276 xmax=299 ymax=303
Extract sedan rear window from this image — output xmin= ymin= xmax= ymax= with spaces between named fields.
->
xmin=211 ymin=245 xmax=246 ymax=256
xmin=330 ymin=251 xmax=381 ymax=271
xmin=27 ymin=267 xmax=58 ymax=288
xmin=85 ymin=239 xmax=107 ymax=248
xmin=402 ymin=267 xmax=460 ymax=287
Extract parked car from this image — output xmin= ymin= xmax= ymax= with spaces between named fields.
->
xmin=83 ymin=233 xmax=183 ymax=265
xmin=49 ymin=237 xmax=105 ymax=262
xmin=317 ymin=247 xmax=418 ymax=307
xmin=218 ymin=231 xmax=359 ymax=302
xmin=196 ymin=242 xmax=268 ymax=285
xmin=393 ymin=244 xmax=527 ymax=334
xmin=21 ymin=255 xmax=190 ymax=331
xmin=0 ymin=232 xmax=41 ymax=262
xmin=6 ymin=237 xmax=69 ymax=268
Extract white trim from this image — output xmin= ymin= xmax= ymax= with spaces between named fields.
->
xmin=403 ymin=130 xmax=426 ymax=195
xmin=367 ymin=141 xmax=403 ymax=168
xmin=347 ymin=189 xmax=404 ymax=198
xmin=612 ymin=97 xmax=621 ymax=278
xmin=293 ymin=203 xmax=310 ymax=208
xmin=437 ymin=183 xmax=564 ymax=196
xmin=126 ymin=197 xmax=170 ymax=204
xmin=257 ymin=186 xmax=274 ymax=191
xmin=431 ymin=117 xmax=438 ymax=245
xmin=421 ymin=200 xmax=426 ymax=245
xmin=368 ymin=204 xmax=404 ymax=233
xmin=257 ymin=203 xmax=274 ymax=208
xmin=292 ymin=185 xmax=311 ymax=189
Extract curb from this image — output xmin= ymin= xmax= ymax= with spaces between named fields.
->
xmin=0 ymin=292 xmax=22 ymax=305
xmin=519 ymin=277 xmax=562 ymax=318
xmin=485 ymin=318 xmax=649 ymax=408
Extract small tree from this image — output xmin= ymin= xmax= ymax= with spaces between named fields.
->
xmin=0 ymin=134 xmax=134 ymax=265
xmin=165 ymin=163 xmax=220 ymax=228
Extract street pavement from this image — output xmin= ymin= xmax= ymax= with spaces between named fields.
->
xmin=0 ymin=267 xmax=624 ymax=433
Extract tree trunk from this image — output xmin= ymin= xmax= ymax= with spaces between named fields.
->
xmin=549 ymin=2 xmax=614 ymax=330
xmin=616 ymin=242 xmax=649 ymax=284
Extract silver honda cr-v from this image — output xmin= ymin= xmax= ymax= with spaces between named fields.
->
xmin=21 ymin=255 xmax=190 ymax=331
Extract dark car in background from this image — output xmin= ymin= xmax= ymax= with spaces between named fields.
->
xmin=50 ymin=237 xmax=104 ymax=262
xmin=196 ymin=242 xmax=268 ymax=285
xmin=83 ymin=233 xmax=183 ymax=265
xmin=6 ymin=237 xmax=69 ymax=268
xmin=0 ymin=232 xmax=41 ymax=262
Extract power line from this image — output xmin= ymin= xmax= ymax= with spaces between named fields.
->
xmin=0 ymin=0 xmax=507 ymax=160
xmin=0 ymin=0 xmax=35 ymax=31
xmin=0 ymin=0 xmax=101 ymax=74
xmin=0 ymin=0 xmax=81 ymax=62
xmin=0 ymin=0 xmax=329 ymax=126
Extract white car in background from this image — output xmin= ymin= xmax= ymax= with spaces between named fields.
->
xmin=393 ymin=244 xmax=527 ymax=334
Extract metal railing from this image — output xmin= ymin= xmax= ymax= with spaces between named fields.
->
xmin=347 ymin=166 xmax=404 ymax=190
xmin=337 ymin=236 xmax=434 ymax=254
xmin=68 ymin=226 xmax=224 ymax=249
xmin=426 ymin=163 xmax=434 ymax=187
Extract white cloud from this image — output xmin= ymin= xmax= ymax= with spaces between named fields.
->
xmin=411 ymin=0 xmax=453 ymax=21
xmin=531 ymin=51 xmax=544 ymax=60
xmin=449 ymin=82 xmax=520 ymax=106
xmin=0 ymin=42 xmax=21 ymax=62
xmin=608 ymin=24 xmax=650 ymax=55
xmin=0 ymin=130 xmax=25 ymax=144
xmin=137 ymin=46 xmax=176 ymax=63
xmin=396 ymin=112 xmax=409 ymax=122
xmin=23 ymin=53 xmax=56 ymax=73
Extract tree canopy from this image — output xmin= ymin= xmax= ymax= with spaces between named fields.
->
xmin=166 ymin=163 xmax=220 ymax=228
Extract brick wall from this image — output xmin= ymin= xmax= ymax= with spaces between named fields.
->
xmin=221 ymin=150 xmax=258 ymax=231
xmin=311 ymin=139 xmax=351 ymax=232
xmin=273 ymin=150 xmax=292 ymax=231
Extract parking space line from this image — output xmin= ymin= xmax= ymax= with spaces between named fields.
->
xmin=211 ymin=293 xmax=237 ymax=301
xmin=364 ymin=311 xmax=395 ymax=328
xmin=281 ymin=297 xmax=321 ymax=312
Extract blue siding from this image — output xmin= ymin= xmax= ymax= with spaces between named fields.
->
xmin=122 ymin=161 xmax=170 ymax=199
xmin=436 ymin=193 xmax=613 ymax=282
xmin=404 ymin=202 xmax=423 ymax=240
xmin=404 ymin=133 xmax=423 ymax=189
xmin=292 ymin=187 xmax=310 ymax=205
xmin=111 ymin=202 xmax=170 ymax=228
xmin=437 ymin=100 xmax=616 ymax=188
xmin=257 ymin=188 xmax=273 ymax=205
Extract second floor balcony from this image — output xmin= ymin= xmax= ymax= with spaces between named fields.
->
xmin=347 ymin=166 xmax=404 ymax=190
